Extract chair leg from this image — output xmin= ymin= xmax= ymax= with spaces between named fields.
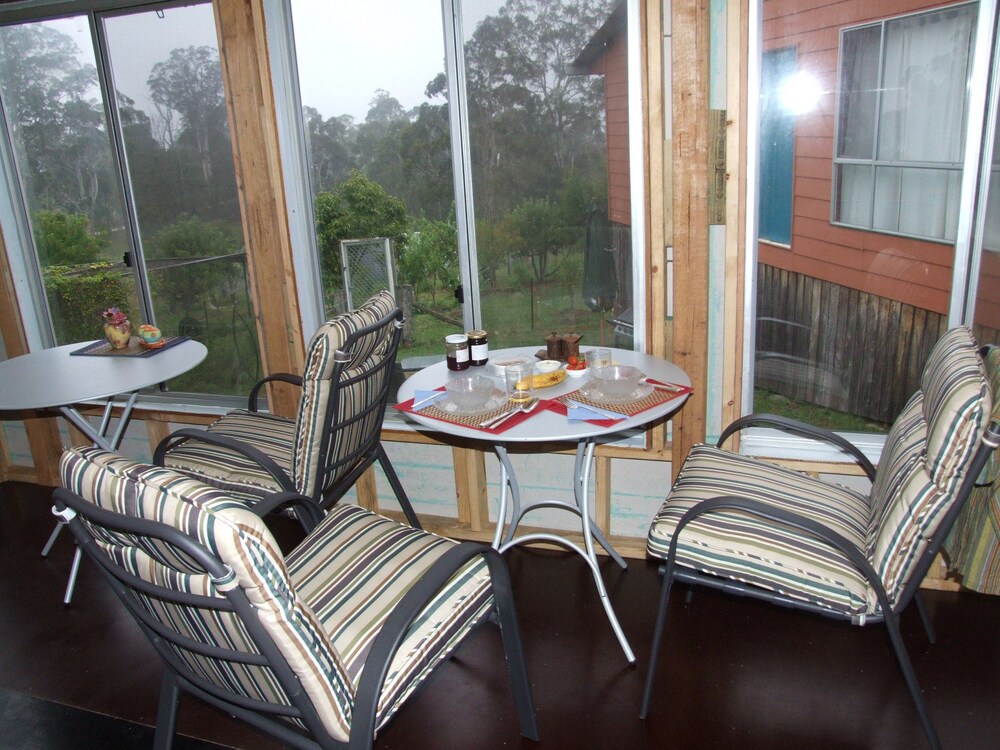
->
xmin=153 ymin=671 xmax=181 ymax=750
xmin=376 ymin=443 xmax=422 ymax=529
xmin=884 ymin=610 xmax=942 ymax=750
xmin=913 ymin=591 xmax=937 ymax=644
xmin=484 ymin=552 xmax=539 ymax=741
xmin=640 ymin=562 xmax=675 ymax=720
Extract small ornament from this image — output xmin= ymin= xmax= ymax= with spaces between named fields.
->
xmin=102 ymin=307 xmax=132 ymax=349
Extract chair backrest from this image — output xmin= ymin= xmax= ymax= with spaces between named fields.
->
xmin=292 ymin=289 xmax=403 ymax=500
xmin=57 ymin=445 xmax=357 ymax=744
xmin=867 ymin=326 xmax=998 ymax=609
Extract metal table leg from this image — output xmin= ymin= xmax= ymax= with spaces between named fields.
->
xmin=42 ymin=392 xmax=139 ymax=604
xmin=493 ymin=441 xmax=635 ymax=663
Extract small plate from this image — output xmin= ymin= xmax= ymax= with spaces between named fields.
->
xmin=580 ymin=379 xmax=653 ymax=405
xmin=436 ymin=387 xmax=508 ymax=416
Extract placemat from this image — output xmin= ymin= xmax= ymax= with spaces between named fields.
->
xmin=70 ymin=335 xmax=191 ymax=358
xmin=395 ymin=393 xmax=548 ymax=434
xmin=556 ymin=380 xmax=692 ymax=418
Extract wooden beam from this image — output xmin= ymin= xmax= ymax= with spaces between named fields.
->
xmin=214 ymin=0 xmax=305 ymax=418
xmin=670 ymin=0 xmax=711 ymax=480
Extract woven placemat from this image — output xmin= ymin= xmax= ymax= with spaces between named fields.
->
xmin=70 ymin=336 xmax=190 ymax=358
xmin=411 ymin=399 xmax=513 ymax=428
xmin=557 ymin=382 xmax=688 ymax=417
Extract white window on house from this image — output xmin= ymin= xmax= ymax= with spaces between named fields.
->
xmin=832 ymin=3 xmax=977 ymax=242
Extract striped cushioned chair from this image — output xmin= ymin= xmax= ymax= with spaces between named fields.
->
xmin=154 ymin=289 xmax=420 ymax=529
xmin=54 ymin=445 xmax=538 ymax=750
xmin=641 ymin=327 xmax=1000 ymax=750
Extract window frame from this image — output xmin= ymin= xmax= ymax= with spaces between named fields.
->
xmin=829 ymin=3 xmax=977 ymax=244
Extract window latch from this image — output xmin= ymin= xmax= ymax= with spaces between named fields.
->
xmin=123 ymin=251 xmax=133 ymax=268
xmin=454 ymin=285 xmax=464 ymax=303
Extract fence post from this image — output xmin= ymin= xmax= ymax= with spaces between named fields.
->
xmin=399 ymin=284 xmax=415 ymax=346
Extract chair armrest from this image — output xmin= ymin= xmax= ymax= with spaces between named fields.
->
xmin=153 ymin=428 xmax=297 ymax=494
xmin=248 ymin=373 xmax=303 ymax=413
xmin=718 ymin=413 xmax=876 ymax=480
xmin=349 ymin=542 xmax=501 ymax=749
xmin=250 ymin=491 xmax=324 ymax=531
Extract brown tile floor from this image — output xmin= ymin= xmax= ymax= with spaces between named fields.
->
xmin=2 ymin=479 xmax=999 ymax=749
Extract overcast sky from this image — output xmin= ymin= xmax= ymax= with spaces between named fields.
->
xmin=47 ymin=1 xmax=507 ymax=124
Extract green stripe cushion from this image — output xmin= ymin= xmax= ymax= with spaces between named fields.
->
xmin=293 ymin=289 xmax=397 ymax=498
xmin=59 ymin=446 xmax=356 ymax=742
xmin=647 ymin=444 xmax=874 ymax=615
xmin=286 ymin=503 xmax=493 ymax=732
xmin=160 ymin=409 xmax=297 ymax=499
xmin=868 ymin=326 xmax=990 ymax=605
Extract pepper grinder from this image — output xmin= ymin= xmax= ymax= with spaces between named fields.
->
xmin=545 ymin=331 xmax=563 ymax=360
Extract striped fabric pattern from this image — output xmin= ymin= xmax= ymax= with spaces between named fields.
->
xmin=161 ymin=289 xmax=396 ymax=502
xmin=648 ymin=326 xmax=992 ymax=618
xmin=294 ymin=289 xmax=396 ymax=498
xmin=647 ymin=444 xmax=873 ymax=614
xmin=60 ymin=446 xmax=357 ymax=742
xmin=159 ymin=410 xmax=297 ymax=499
xmin=945 ymin=345 xmax=1000 ymax=594
xmin=286 ymin=504 xmax=494 ymax=731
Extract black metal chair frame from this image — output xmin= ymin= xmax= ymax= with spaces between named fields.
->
xmin=52 ymin=487 xmax=538 ymax=750
xmin=154 ymin=306 xmax=420 ymax=529
xmin=641 ymin=404 xmax=1000 ymax=750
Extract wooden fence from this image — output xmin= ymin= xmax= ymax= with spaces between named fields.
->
xmin=755 ymin=264 xmax=949 ymax=425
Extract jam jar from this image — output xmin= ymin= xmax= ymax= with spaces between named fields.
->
xmin=467 ymin=330 xmax=489 ymax=366
xmin=445 ymin=333 xmax=470 ymax=371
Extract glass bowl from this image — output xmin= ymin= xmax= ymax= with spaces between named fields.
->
xmin=591 ymin=364 xmax=642 ymax=399
xmin=445 ymin=375 xmax=496 ymax=410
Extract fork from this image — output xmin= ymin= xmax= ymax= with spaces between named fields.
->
xmin=479 ymin=397 xmax=539 ymax=428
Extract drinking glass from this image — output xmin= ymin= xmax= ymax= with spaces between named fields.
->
xmin=504 ymin=363 xmax=534 ymax=403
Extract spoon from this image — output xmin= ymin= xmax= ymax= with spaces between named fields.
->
xmin=480 ymin=397 xmax=539 ymax=428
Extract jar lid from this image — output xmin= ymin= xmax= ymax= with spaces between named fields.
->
xmin=445 ymin=333 xmax=468 ymax=343
xmin=466 ymin=329 xmax=487 ymax=338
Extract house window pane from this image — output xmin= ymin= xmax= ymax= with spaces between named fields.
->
xmin=102 ymin=5 xmax=259 ymax=395
xmin=459 ymin=0 xmax=628 ymax=350
xmin=756 ymin=1 xmax=972 ymax=435
xmin=832 ymin=3 xmax=975 ymax=242
xmin=0 ymin=18 xmax=140 ymax=345
xmin=758 ymin=48 xmax=796 ymax=245
xmin=0 ymin=2 xmax=259 ymax=398
xmin=290 ymin=0 xmax=459 ymax=363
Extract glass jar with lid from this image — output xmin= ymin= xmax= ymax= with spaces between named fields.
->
xmin=467 ymin=330 xmax=489 ymax=366
xmin=445 ymin=333 xmax=470 ymax=371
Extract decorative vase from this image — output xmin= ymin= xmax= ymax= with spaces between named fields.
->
xmin=104 ymin=319 xmax=132 ymax=349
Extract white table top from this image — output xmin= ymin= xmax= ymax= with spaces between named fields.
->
xmin=0 ymin=339 xmax=208 ymax=410
xmin=397 ymin=346 xmax=691 ymax=443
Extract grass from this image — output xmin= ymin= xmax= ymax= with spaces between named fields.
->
xmin=754 ymin=388 xmax=889 ymax=434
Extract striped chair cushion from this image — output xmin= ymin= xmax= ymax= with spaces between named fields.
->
xmin=160 ymin=289 xmax=397 ymax=502
xmin=293 ymin=289 xmax=397 ymax=498
xmin=160 ymin=409 xmax=297 ymax=500
xmin=59 ymin=446 xmax=357 ymax=742
xmin=647 ymin=444 xmax=874 ymax=615
xmin=286 ymin=504 xmax=494 ymax=733
xmin=868 ymin=326 xmax=990 ymax=605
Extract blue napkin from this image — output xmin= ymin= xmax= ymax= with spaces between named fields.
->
xmin=411 ymin=390 xmax=445 ymax=410
xmin=567 ymin=403 xmax=622 ymax=421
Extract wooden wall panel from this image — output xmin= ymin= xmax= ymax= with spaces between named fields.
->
xmin=214 ymin=0 xmax=305 ymax=418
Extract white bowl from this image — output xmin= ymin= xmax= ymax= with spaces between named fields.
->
xmin=536 ymin=359 xmax=562 ymax=373
xmin=445 ymin=375 xmax=495 ymax=410
xmin=564 ymin=364 xmax=589 ymax=379
xmin=591 ymin=364 xmax=641 ymax=398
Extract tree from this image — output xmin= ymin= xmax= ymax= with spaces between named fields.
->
xmin=33 ymin=210 xmax=109 ymax=266
xmin=399 ymin=215 xmax=459 ymax=303
xmin=314 ymin=170 xmax=409 ymax=295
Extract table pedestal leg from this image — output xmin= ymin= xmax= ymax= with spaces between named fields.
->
xmin=42 ymin=393 xmax=139 ymax=605
xmin=493 ymin=441 xmax=635 ymax=663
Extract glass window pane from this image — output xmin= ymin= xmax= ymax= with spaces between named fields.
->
xmin=102 ymin=5 xmax=260 ymax=396
xmin=837 ymin=25 xmax=880 ymax=160
xmin=0 ymin=18 xmax=140 ymax=345
xmin=834 ymin=163 xmax=873 ymax=226
xmin=460 ymin=0 xmax=629 ymax=351
xmin=290 ymin=0 xmax=458 ymax=366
